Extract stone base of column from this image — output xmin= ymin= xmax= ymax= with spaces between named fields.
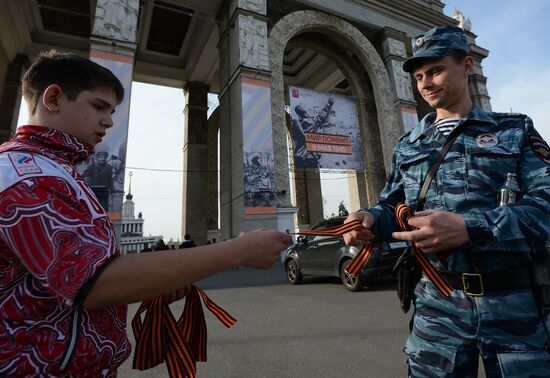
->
xmin=276 ymin=207 xmax=299 ymax=232
xmin=237 ymin=206 xmax=298 ymax=233
xmin=207 ymin=229 xmax=221 ymax=243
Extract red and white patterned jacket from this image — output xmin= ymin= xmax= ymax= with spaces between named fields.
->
xmin=0 ymin=126 xmax=130 ymax=376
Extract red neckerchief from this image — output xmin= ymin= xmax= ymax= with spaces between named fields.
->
xmin=0 ymin=125 xmax=93 ymax=165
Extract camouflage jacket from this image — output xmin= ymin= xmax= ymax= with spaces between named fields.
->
xmin=366 ymin=105 xmax=550 ymax=272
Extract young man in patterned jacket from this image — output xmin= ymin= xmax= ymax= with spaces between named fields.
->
xmin=0 ymin=50 xmax=291 ymax=376
xmin=344 ymin=26 xmax=550 ymax=376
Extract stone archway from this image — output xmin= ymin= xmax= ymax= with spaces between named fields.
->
xmin=268 ymin=10 xmax=402 ymax=213
xmin=286 ymin=33 xmax=388 ymax=215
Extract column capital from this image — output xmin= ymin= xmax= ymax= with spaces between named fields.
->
xmin=183 ymin=104 xmax=209 ymax=115
xmin=184 ymin=81 xmax=210 ymax=96
xmin=386 ymin=59 xmax=415 ymax=103
xmin=184 ymin=81 xmax=210 ymax=113
xmin=227 ymin=0 xmax=267 ymax=17
xmin=90 ymin=35 xmax=137 ymax=56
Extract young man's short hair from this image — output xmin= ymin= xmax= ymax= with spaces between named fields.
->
xmin=22 ymin=49 xmax=125 ymax=114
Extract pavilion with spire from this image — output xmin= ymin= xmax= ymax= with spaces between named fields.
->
xmin=119 ymin=172 xmax=162 ymax=254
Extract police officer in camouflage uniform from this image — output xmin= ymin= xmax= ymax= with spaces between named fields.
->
xmin=344 ymin=25 xmax=550 ymax=377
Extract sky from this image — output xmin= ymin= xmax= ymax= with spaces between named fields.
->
xmin=17 ymin=0 xmax=550 ymax=243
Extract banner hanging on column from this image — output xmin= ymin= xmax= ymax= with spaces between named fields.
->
xmin=241 ymin=77 xmax=277 ymax=215
xmin=289 ymin=86 xmax=364 ymax=171
xmin=76 ymin=50 xmax=133 ymax=219
xmin=401 ymin=106 xmax=419 ymax=132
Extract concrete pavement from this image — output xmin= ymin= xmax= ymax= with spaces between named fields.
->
xmin=118 ymin=263 xmax=415 ymax=377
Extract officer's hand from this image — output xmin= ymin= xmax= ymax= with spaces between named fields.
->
xmin=343 ymin=211 xmax=375 ymax=247
xmin=391 ymin=210 xmax=469 ymax=254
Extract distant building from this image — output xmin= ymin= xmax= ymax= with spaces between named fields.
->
xmin=119 ymin=178 xmax=161 ymax=254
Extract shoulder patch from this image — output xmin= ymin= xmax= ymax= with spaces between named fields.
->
xmin=529 ymin=135 xmax=550 ymax=164
xmin=7 ymin=152 xmax=43 ymax=176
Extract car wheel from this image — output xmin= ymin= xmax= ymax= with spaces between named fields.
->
xmin=340 ymin=259 xmax=364 ymax=292
xmin=286 ymin=260 xmax=302 ymax=284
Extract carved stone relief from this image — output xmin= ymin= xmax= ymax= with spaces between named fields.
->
xmin=451 ymin=8 xmax=472 ymax=31
xmin=480 ymin=98 xmax=492 ymax=112
xmin=93 ymin=0 xmax=139 ymax=42
xmin=477 ymin=83 xmax=489 ymax=96
xmin=239 ymin=15 xmax=269 ymax=70
xmin=391 ymin=60 xmax=414 ymax=101
xmin=388 ymin=38 xmax=406 ymax=58
xmin=238 ymin=0 xmax=266 ymax=15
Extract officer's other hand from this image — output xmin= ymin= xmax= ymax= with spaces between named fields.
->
xmin=391 ymin=210 xmax=469 ymax=254
xmin=343 ymin=211 xmax=375 ymax=247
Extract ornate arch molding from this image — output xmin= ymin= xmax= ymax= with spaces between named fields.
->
xmin=269 ymin=10 xmax=401 ymax=206
xmin=286 ymin=33 xmax=388 ymax=204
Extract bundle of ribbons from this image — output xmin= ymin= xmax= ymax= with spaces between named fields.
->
xmin=295 ymin=203 xmax=451 ymax=297
xmin=131 ymin=285 xmax=237 ymax=377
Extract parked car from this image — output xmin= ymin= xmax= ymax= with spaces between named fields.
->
xmin=284 ymin=217 xmax=408 ymax=291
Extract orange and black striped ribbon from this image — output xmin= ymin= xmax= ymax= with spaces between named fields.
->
xmin=295 ymin=220 xmax=373 ymax=277
xmin=395 ymin=203 xmax=452 ymax=297
xmin=132 ymin=285 xmax=237 ymax=378
xmin=295 ymin=206 xmax=452 ymax=297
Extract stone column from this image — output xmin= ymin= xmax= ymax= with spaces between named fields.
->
xmin=181 ymin=82 xmax=209 ymax=246
xmin=284 ymin=81 xmax=321 ymax=228
xmin=351 ymin=86 xmax=387 ymax=209
xmin=466 ymin=32 xmax=492 ymax=112
xmin=207 ymin=109 xmax=220 ymax=240
xmin=451 ymin=10 xmax=492 ymax=112
xmin=305 ymin=171 xmax=324 ymax=226
xmin=378 ymin=27 xmax=418 ymax=133
xmin=218 ymin=0 xmax=294 ymax=239
xmin=0 ymin=54 xmax=28 ymax=143
xmin=293 ymin=169 xmax=323 ymax=228
xmin=86 ymin=0 xmax=139 ymax=246
xmin=293 ymin=170 xmax=309 ymax=226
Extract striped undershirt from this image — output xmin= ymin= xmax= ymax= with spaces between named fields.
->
xmin=432 ymin=118 xmax=464 ymax=136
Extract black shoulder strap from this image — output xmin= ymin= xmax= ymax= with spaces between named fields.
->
xmin=416 ymin=122 xmax=468 ymax=211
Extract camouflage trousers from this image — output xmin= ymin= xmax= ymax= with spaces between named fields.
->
xmin=405 ymin=277 xmax=550 ymax=377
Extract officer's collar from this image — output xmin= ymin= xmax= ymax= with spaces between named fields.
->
xmin=408 ymin=104 xmax=496 ymax=143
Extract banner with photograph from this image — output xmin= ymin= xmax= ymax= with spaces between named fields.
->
xmin=289 ymin=86 xmax=364 ymax=170
xmin=401 ymin=106 xmax=418 ymax=132
xmin=242 ymin=77 xmax=276 ymax=214
xmin=76 ymin=50 xmax=133 ymax=218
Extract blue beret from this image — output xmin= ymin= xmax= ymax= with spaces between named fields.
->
xmin=402 ymin=25 xmax=469 ymax=73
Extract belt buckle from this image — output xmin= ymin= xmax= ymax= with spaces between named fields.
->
xmin=462 ymin=273 xmax=484 ymax=296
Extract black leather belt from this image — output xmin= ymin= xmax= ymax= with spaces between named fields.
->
xmin=438 ymin=269 xmax=532 ymax=296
